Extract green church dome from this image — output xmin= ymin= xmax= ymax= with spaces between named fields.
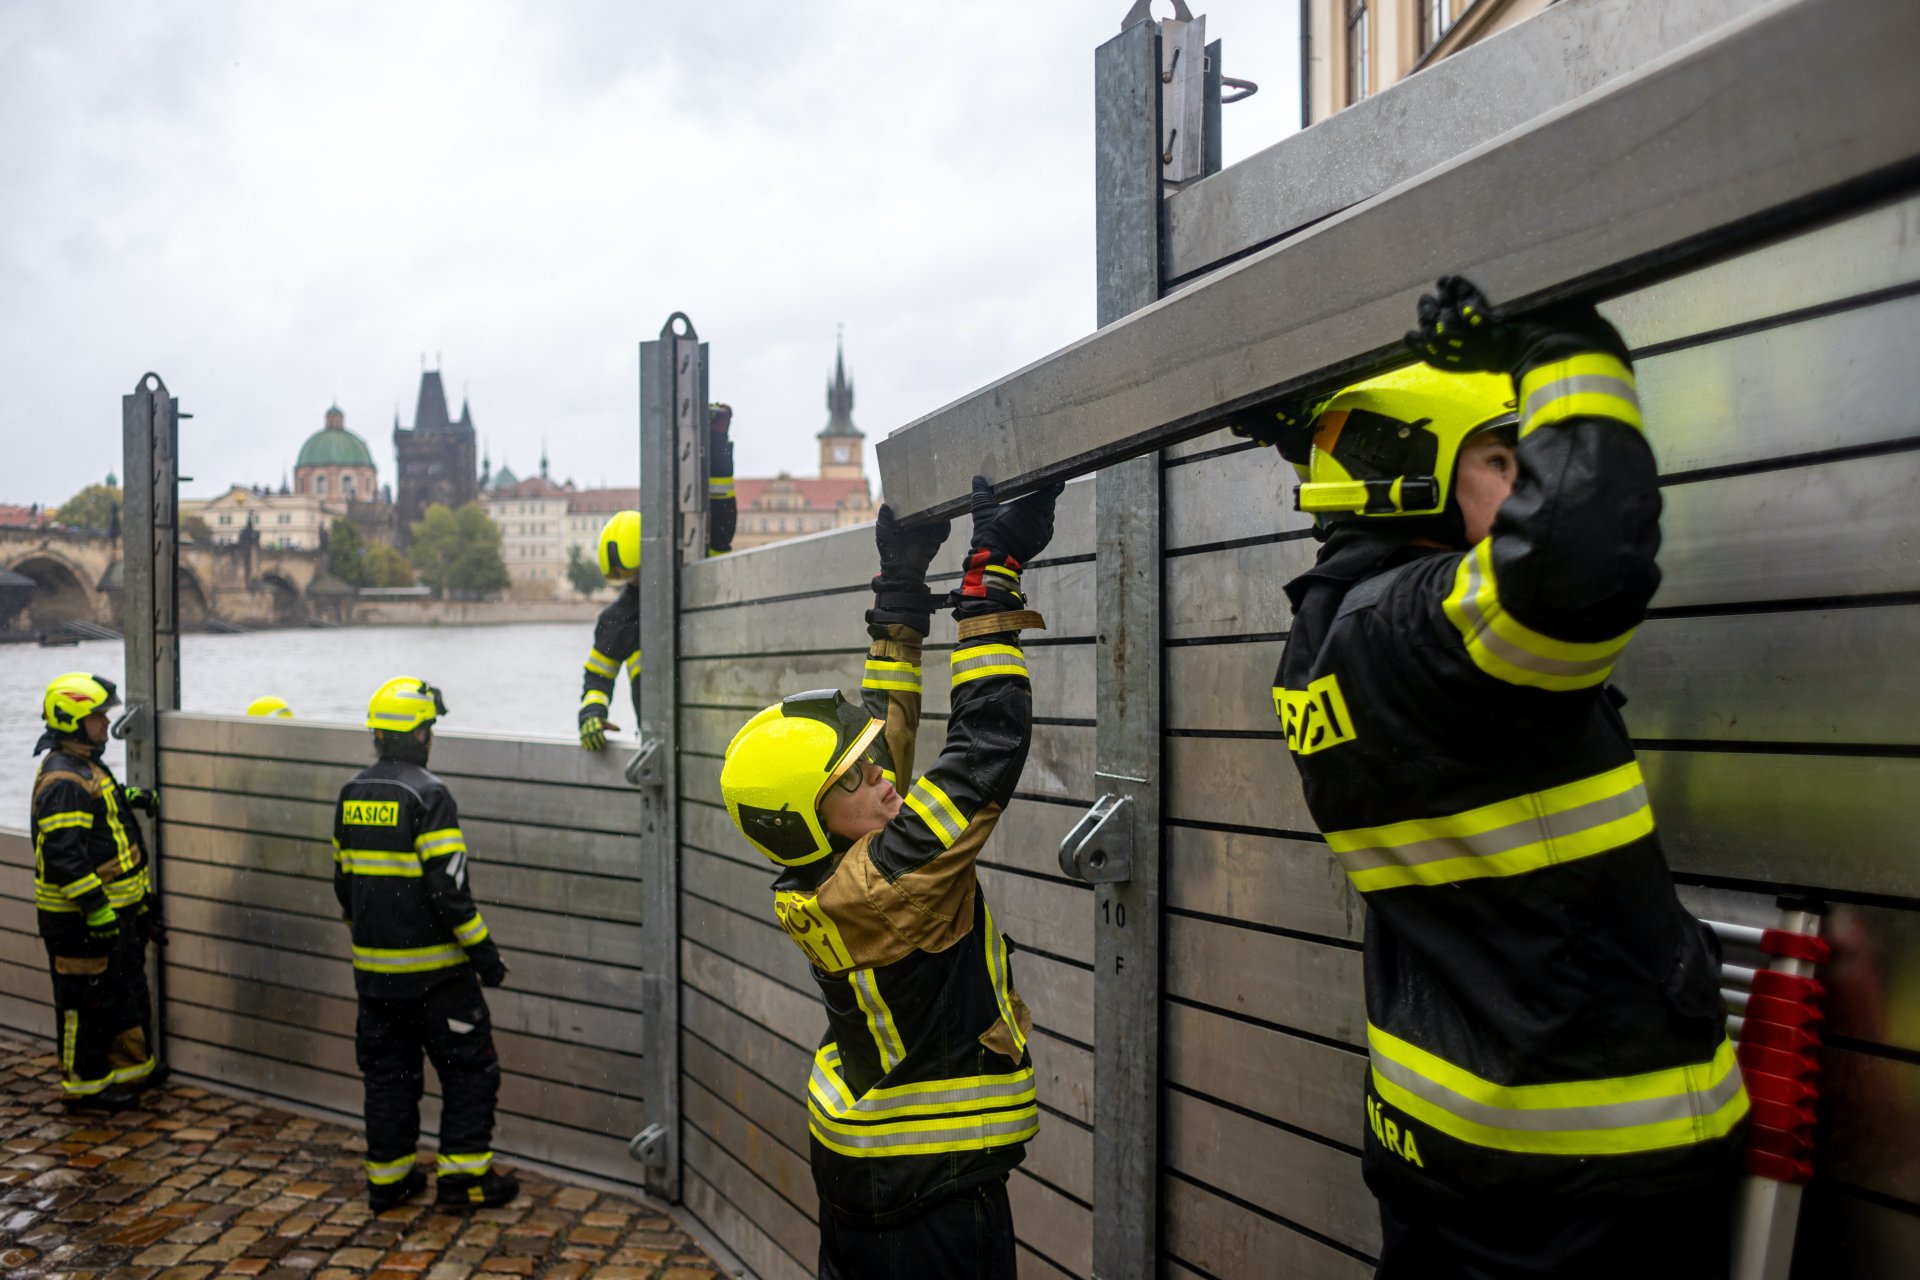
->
xmin=297 ymin=423 xmax=374 ymax=469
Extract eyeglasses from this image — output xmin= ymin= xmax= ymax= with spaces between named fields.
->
xmin=829 ymin=745 xmax=883 ymax=795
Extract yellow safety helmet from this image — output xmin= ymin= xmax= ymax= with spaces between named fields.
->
xmin=245 ymin=696 xmax=293 ymax=718
xmin=598 ymin=510 xmax=641 ymax=580
xmin=720 ymin=689 xmax=884 ymax=867
xmin=1295 ymin=366 xmax=1516 ymax=520
xmin=43 ymin=672 xmax=120 ymax=732
xmin=366 ymin=676 xmax=446 ymax=733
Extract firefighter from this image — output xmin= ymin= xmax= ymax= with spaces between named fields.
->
xmin=30 ymin=672 xmax=164 ymax=1111
xmin=334 ymin=677 xmax=517 ymax=1211
xmin=577 ymin=402 xmax=736 ymax=750
xmin=1240 ymin=277 xmax=1745 ymax=1277
xmin=720 ymin=476 xmax=1060 ymax=1279
xmin=245 ymin=696 xmax=293 ymax=718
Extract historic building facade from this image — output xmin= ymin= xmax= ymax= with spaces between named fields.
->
xmin=731 ymin=338 xmax=879 ymax=551
xmin=392 ymin=369 xmax=478 ymax=546
xmin=294 ymin=405 xmax=379 ymax=504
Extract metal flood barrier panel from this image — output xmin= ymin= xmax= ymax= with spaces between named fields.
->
xmin=69 ymin=714 xmax=641 ymax=1186
xmin=670 ymin=484 xmax=1099 ymax=1280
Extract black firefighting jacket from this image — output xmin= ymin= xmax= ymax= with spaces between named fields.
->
xmin=1274 ymin=343 xmax=1746 ymax=1209
xmin=332 ymin=759 xmax=501 ymax=999
xmin=770 ymin=602 xmax=1041 ymax=1226
xmin=577 ymin=432 xmax=735 ymax=731
xmin=31 ymin=743 xmax=153 ymax=945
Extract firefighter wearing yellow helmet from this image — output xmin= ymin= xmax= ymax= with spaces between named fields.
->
xmin=332 ymin=677 xmax=518 ymax=1210
xmin=719 ymin=476 xmax=1060 ymax=1275
xmin=30 ymin=672 xmax=165 ymax=1110
xmin=1240 ymin=278 xmax=1744 ymax=1275
xmin=575 ymin=402 xmax=737 ymax=750
xmin=245 ymin=695 xmax=293 ymax=718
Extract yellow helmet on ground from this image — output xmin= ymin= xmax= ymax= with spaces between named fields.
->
xmin=366 ymin=677 xmax=446 ymax=733
xmin=43 ymin=673 xmax=121 ymax=732
xmin=246 ymin=696 xmax=293 ymax=718
xmin=1296 ymin=366 xmax=1516 ymax=519
xmin=721 ymin=690 xmax=884 ymax=868
xmin=598 ymin=510 xmax=641 ymax=580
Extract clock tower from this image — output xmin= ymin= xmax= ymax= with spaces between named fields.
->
xmin=817 ymin=332 xmax=865 ymax=481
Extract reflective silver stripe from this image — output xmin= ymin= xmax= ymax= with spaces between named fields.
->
xmin=585 ymin=650 xmax=618 ymax=676
xmin=1520 ymin=373 xmax=1641 ymax=430
xmin=1454 ymin=551 xmax=1621 ymax=682
xmin=416 ymin=833 xmax=464 ymax=855
xmin=352 ymin=944 xmax=465 ymax=972
xmin=808 ymin=1108 xmax=1039 ymax=1151
xmin=365 ymin=1154 xmax=416 ymax=1183
xmin=849 ymin=970 xmax=906 ymax=1071
xmin=904 ymin=777 xmax=965 ymax=847
xmin=369 ymin=710 xmax=417 ymax=724
xmin=808 ymin=1059 xmax=1034 ymax=1121
xmin=1334 ymin=781 xmax=1650 ymax=876
xmin=1371 ymin=1047 xmax=1746 ymax=1134
xmin=435 ymin=1150 xmax=493 ymax=1173
xmin=949 ymin=649 xmax=1028 ymax=683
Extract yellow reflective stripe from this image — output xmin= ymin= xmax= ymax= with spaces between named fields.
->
xmin=364 ymin=1153 xmax=417 ymax=1184
xmin=903 ymin=776 xmax=966 ymax=849
xmin=983 ymin=564 xmax=1020 ymax=581
xmin=863 ymin=658 xmax=921 ymax=693
xmin=981 ymin=900 xmax=1027 ymax=1058
xmin=625 ymin=651 xmax=642 ymax=676
xmin=1326 ymin=762 xmax=1652 ymax=892
xmin=436 ymin=1150 xmax=493 ymax=1174
xmin=60 ymin=873 xmax=105 ymax=901
xmin=351 ymin=943 xmax=467 ymax=973
xmin=100 ymin=787 xmax=134 ymax=870
xmin=849 ymin=969 xmax=907 ymax=1071
xmin=808 ymin=1104 xmax=1039 ymax=1157
xmin=103 ymin=873 xmax=149 ymax=907
xmin=951 ymin=643 xmax=1028 ymax=687
xmin=335 ymin=849 xmax=424 ymax=878
xmin=708 ymin=475 xmax=735 ymax=497
xmin=1442 ymin=541 xmax=1634 ymax=691
xmin=36 ymin=812 xmax=93 ymax=834
xmin=453 ymin=913 xmax=490 ymax=947
xmin=806 ymin=1045 xmax=1037 ymax=1122
xmin=1518 ymin=352 xmax=1642 ymax=438
xmin=584 ymin=648 xmax=619 ymax=678
xmin=36 ymin=886 xmax=82 ymax=912
xmin=414 ymin=828 xmax=467 ymax=857
xmin=581 ymin=690 xmax=611 ymax=710
xmin=1369 ymin=1023 xmax=1747 ymax=1155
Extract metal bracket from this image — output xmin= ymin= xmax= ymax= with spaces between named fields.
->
xmin=1159 ymin=12 xmax=1207 ymax=183
xmin=1059 ymin=793 xmax=1135 ymax=884
xmin=110 ymin=704 xmax=149 ymax=743
xmin=628 ymin=1123 xmax=669 ymax=1170
xmin=625 ymin=738 xmax=665 ymax=787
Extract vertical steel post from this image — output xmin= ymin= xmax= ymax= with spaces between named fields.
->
xmin=120 ymin=373 xmax=179 ymax=1055
xmin=1092 ymin=16 xmax=1163 ymax=1280
xmin=635 ymin=313 xmax=703 ymax=1201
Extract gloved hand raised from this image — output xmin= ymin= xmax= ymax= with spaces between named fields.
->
xmin=867 ymin=505 xmax=951 ymax=634
xmin=1405 ymin=276 xmax=1629 ymax=376
xmin=947 ymin=476 xmax=1064 ymax=617
xmin=1226 ymin=397 xmax=1321 ymax=465
xmin=122 ymin=786 xmax=159 ymax=816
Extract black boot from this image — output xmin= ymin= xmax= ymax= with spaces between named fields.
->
xmin=435 ymin=1169 xmax=520 ymax=1209
xmin=132 ymin=1064 xmax=171 ymax=1093
xmin=64 ymin=1084 xmax=140 ymax=1114
xmin=369 ymin=1166 xmax=428 ymax=1211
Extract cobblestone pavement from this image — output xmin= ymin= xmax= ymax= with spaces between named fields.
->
xmin=0 ymin=1036 xmax=727 ymax=1280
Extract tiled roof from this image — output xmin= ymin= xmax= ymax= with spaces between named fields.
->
xmin=485 ymin=475 xmax=574 ymax=499
xmin=568 ymin=487 xmax=640 ymax=514
xmin=0 ymin=504 xmax=54 ymax=528
xmin=735 ymin=477 xmax=871 ymax=510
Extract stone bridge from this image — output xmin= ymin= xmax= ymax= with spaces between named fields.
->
xmin=0 ymin=527 xmax=344 ymax=632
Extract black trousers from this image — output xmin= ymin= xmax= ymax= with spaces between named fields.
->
xmin=819 ymin=1177 xmax=1016 ymax=1280
xmin=46 ymin=933 xmax=154 ymax=1098
xmin=355 ymin=970 xmax=501 ymax=1187
xmin=1376 ymin=1185 xmax=1733 ymax=1280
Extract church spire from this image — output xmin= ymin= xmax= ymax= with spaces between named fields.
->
xmin=819 ymin=325 xmax=861 ymax=440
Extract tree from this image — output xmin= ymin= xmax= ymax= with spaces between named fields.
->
xmin=408 ymin=503 xmax=510 ymax=598
xmin=328 ymin=518 xmax=369 ymax=587
xmin=363 ymin=543 xmax=416 ymax=587
xmin=55 ymin=483 xmax=121 ymax=534
xmin=565 ymin=544 xmax=604 ymax=597
xmin=181 ymin=514 xmax=212 ymax=543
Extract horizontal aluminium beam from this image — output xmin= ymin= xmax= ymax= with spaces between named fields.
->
xmin=876 ymin=0 xmax=1920 ymax=521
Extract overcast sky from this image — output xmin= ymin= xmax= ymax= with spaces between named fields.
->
xmin=0 ymin=2 xmax=1299 ymax=507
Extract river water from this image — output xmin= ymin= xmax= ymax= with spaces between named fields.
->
xmin=2 ymin=624 xmax=613 ymax=826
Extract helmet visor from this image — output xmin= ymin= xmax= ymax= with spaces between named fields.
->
xmin=780 ymin=689 xmax=884 ymax=801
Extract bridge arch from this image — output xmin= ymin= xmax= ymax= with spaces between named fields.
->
xmin=178 ymin=564 xmax=210 ymax=630
xmin=3 ymin=551 xmax=97 ymax=630
xmin=257 ymin=572 xmax=303 ymax=625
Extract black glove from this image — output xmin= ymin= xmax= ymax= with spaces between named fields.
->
xmin=867 ymin=505 xmax=951 ymax=633
xmin=122 ymin=786 xmax=159 ymax=816
xmin=1405 ymin=276 xmax=1629 ymax=376
xmin=137 ymin=907 xmax=168 ymax=949
xmin=947 ymin=476 xmax=1064 ymax=616
xmin=1225 ymin=397 xmax=1321 ymax=465
xmin=477 ymin=957 xmax=508 ymax=988
xmin=86 ymin=905 xmax=122 ymax=948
